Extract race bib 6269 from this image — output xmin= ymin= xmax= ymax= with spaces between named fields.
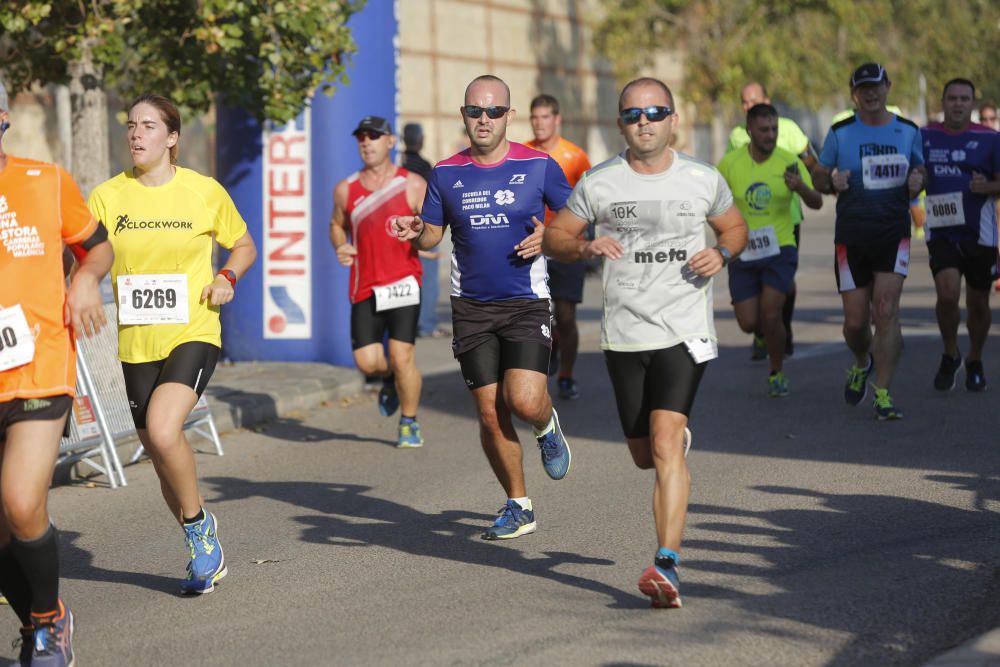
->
xmin=117 ymin=274 xmax=189 ymax=325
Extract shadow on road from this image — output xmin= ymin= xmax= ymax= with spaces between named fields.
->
xmin=201 ymin=476 xmax=646 ymax=608
xmin=58 ymin=529 xmax=182 ymax=596
xmin=684 ymin=485 xmax=1000 ymax=665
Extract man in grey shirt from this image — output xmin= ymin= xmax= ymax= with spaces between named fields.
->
xmin=543 ymin=76 xmax=747 ymax=609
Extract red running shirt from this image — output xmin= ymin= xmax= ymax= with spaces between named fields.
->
xmin=344 ymin=167 xmax=422 ymax=304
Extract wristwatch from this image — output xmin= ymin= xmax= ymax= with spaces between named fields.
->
xmin=715 ymin=245 xmax=732 ymax=266
xmin=217 ymin=269 xmax=237 ymax=289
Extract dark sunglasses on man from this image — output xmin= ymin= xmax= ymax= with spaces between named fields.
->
xmin=619 ymin=106 xmax=674 ymax=124
xmin=354 ymin=129 xmax=386 ymax=142
xmin=461 ymin=105 xmax=510 ymax=120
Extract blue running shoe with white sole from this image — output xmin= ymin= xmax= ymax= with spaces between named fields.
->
xmin=30 ymin=599 xmax=74 ymax=667
xmin=397 ymin=419 xmax=423 ymax=448
xmin=482 ymin=500 xmax=536 ymax=540
xmin=638 ymin=563 xmax=682 ymax=609
xmin=181 ymin=510 xmax=227 ymax=594
xmin=536 ymin=409 xmax=571 ymax=480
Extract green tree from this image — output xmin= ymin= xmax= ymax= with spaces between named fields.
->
xmin=0 ymin=0 xmax=364 ymax=193
xmin=595 ymin=0 xmax=1000 ymax=138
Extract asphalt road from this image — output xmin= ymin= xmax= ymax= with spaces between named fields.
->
xmin=7 ymin=203 xmax=1000 ymax=666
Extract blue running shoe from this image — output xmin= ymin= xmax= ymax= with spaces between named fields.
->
xmin=557 ymin=377 xmax=580 ymax=400
xmin=181 ymin=510 xmax=227 ymax=594
xmin=536 ymin=409 xmax=571 ymax=480
xmin=638 ymin=564 xmax=682 ymax=609
xmin=872 ymin=387 xmax=903 ymax=421
xmin=482 ymin=500 xmax=536 ymax=540
xmin=397 ymin=419 xmax=424 ymax=448
xmin=378 ymin=382 xmax=399 ymax=417
xmin=844 ymin=353 xmax=873 ymax=405
xmin=31 ymin=599 xmax=74 ymax=666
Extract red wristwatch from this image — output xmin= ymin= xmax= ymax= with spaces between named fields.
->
xmin=217 ymin=269 xmax=237 ymax=289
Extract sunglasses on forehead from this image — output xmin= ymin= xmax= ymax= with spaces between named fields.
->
xmin=619 ymin=106 xmax=674 ymax=124
xmin=353 ymin=129 xmax=386 ymax=141
xmin=461 ymin=105 xmax=510 ymax=120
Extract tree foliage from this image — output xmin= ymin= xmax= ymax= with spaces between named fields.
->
xmin=0 ymin=0 xmax=365 ymax=123
xmin=595 ymin=0 xmax=1000 ymax=118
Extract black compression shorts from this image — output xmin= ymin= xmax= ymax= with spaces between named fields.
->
xmin=604 ymin=344 xmax=707 ymax=439
xmin=351 ymin=297 xmax=420 ymax=349
xmin=121 ymin=342 xmax=219 ymax=429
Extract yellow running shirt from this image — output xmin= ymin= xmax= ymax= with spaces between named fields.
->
xmin=717 ymin=146 xmax=812 ymax=249
xmin=88 ymin=167 xmax=248 ymax=363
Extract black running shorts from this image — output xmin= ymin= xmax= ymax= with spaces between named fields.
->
xmin=928 ymin=238 xmax=1000 ymax=292
xmin=451 ymin=297 xmax=552 ymax=389
xmin=547 ymin=259 xmax=586 ymax=303
xmin=834 ymin=237 xmax=910 ymax=292
xmin=121 ymin=342 xmax=219 ymax=429
xmin=351 ymin=297 xmax=420 ymax=349
xmin=604 ymin=344 xmax=707 ymax=439
xmin=0 ymin=395 xmax=72 ymax=441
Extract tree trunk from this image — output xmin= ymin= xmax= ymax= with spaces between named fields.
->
xmin=68 ymin=39 xmax=109 ymax=197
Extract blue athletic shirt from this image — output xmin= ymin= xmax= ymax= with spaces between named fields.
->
xmin=819 ymin=114 xmax=924 ymax=245
xmin=921 ymin=122 xmax=1000 ymax=247
xmin=421 ymin=142 xmax=571 ymax=301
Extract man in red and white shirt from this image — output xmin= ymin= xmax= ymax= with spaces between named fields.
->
xmin=330 ymin=116 xmax=428 ymax=448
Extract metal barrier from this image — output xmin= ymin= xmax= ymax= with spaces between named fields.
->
xmin=58 ymin=302 xmax=225 ymax=487
xmin=57 ymin=354 xmax=126 ymax=488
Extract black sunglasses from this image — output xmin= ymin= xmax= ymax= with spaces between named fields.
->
xmin=619 ymin=106 xmax=674 ymax=124
xmin=461 ymin=105 xmax=510 ymax=120
xmin=353 ymin=129 xmax=386 ymax=141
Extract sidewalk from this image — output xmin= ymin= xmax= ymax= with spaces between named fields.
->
xmin=927 ymin=632 xmax=1000 ymax=667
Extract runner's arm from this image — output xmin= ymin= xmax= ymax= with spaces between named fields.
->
xmin=543 ymin=208 xmax=592 ymax=261
xmin=688 ymin=205 xmax=747 ymax=278
xmin=65 ymin=224 xmax=113 ymax=337
xmin=405 ymin=171 xmax=428 ymax=215
xmin=785 ymin=161 xmax=823 ymax=210
xmin=330 ymin=180 xmax=351 ymax=250
xmin=391 ymin=215 xmax=445 ymax=250
xmin=968 ymin=170 xmax=1000 ymax=196
xmin=201 ymin=231 xmax=257 ymax=306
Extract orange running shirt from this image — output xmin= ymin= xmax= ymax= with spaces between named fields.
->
xmin=0 ymin=157 xmax=98 ymax=401
xmin=525 ymin=136 xmax=591 ymax=223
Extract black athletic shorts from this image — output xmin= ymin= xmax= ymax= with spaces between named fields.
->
xmin=928 ymin=238 xmax=1000 ymax=292
xmin=0 ymin=395 xmax=72 ymax=441
xmin=121 ymin=342 xmax=219 ymax=429
xmin=451 ymin=296 xmax=552 ymax=389
xmin=351 ymin=297 xmax=420 ymax=349
xmin=547 ymin=259 xmax=586 ymax=303
xmin=604 ymin=344 xmax=707 ymax=439
xmin=834 ymin=237 xmax=910 ymax=292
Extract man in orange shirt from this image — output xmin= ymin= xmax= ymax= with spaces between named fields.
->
xmin=0 ymin=81 xmax=112 ymax=667
xmin=527 ymin=94 xmax=592 ymax=399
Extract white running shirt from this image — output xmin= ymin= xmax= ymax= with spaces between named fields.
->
xmin=566 ymin=150 xmax=734 ymax=352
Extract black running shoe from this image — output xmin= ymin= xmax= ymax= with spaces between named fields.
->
xmin=966 ymin=359 xmax=988 ymax=392
xmin=933 ymin=353 xmax=962 ymax=391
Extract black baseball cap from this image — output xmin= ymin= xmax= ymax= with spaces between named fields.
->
xmin=352 ymin=116 xmax=392 ymax=136
xmin=851 ymin=63 xmax=888 ymax=88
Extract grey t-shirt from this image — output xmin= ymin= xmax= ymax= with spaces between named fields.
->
xmin=567 ymin=150 xmax=733 ymax=352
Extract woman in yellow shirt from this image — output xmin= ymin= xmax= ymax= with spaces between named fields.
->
xmin=89 ymin=94 xmax=257 ymax=594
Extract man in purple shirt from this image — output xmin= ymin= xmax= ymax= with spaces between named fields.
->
xmin=922 ymin=78 xmax=1000 ymax=391
xmin=392 ymin=75 xmax=573 ymax=541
